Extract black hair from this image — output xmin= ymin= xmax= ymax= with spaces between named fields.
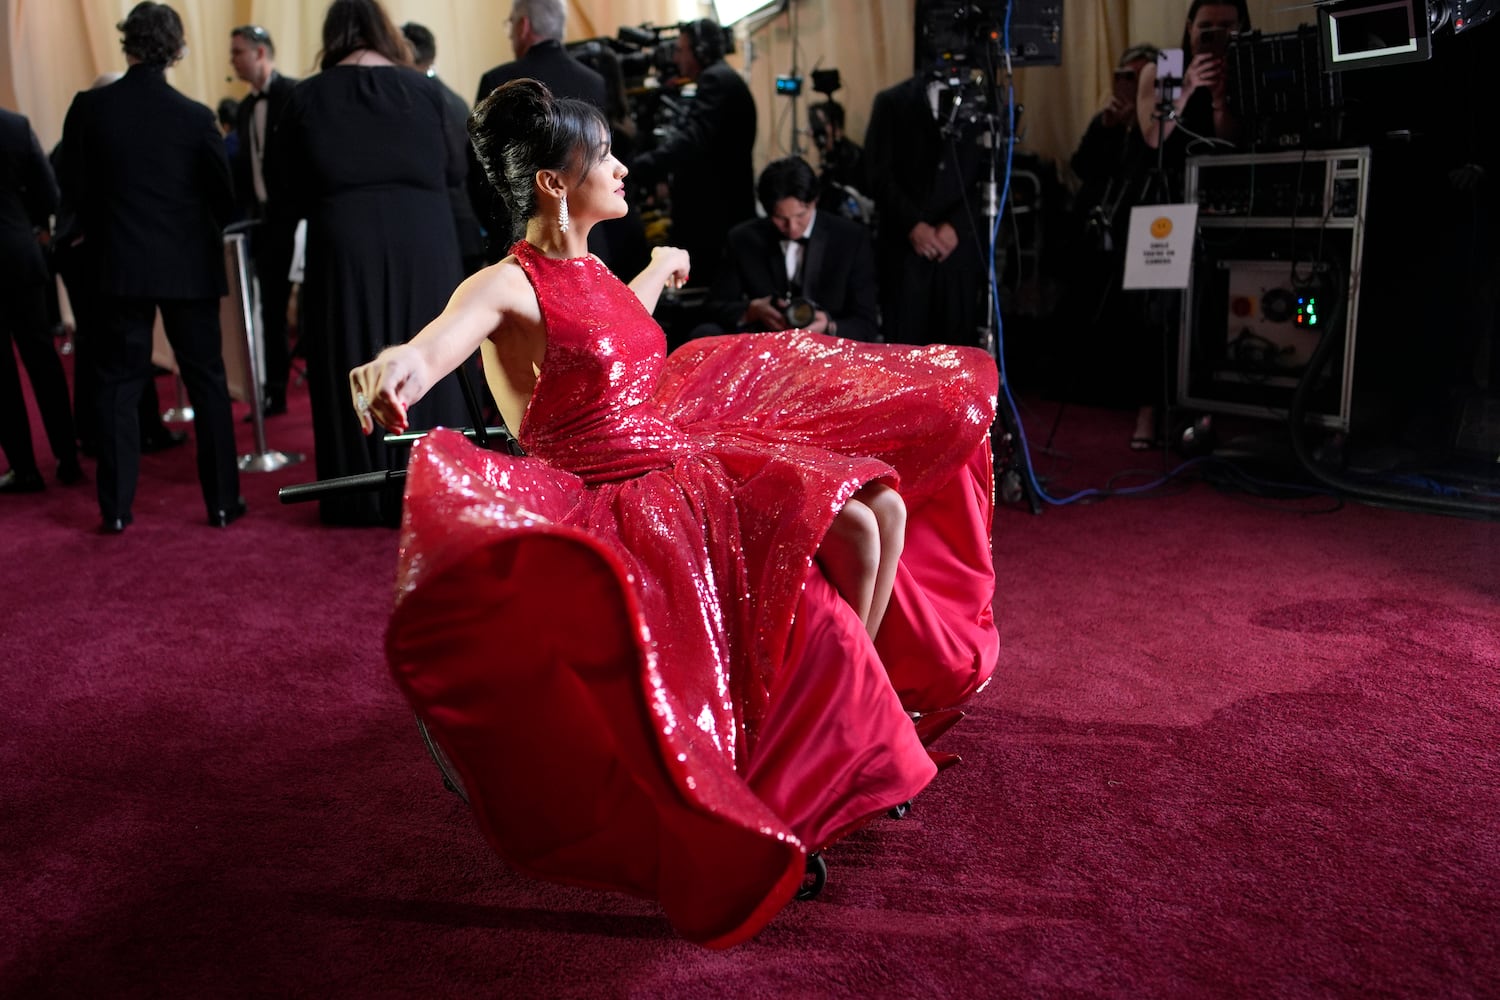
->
xmin=230 ymin=24 xmax=276 ymax=58
xmin=757 ymin=156 xmax=819 ymax=215
xmin=470 ymin=78 xmax=611 ymax=243
xmin=401 ymin=22 xmax=435 ymax=65
xmin=1182 ymin=0 xmax=1251 ymax=54
xmin=810 ymin=99 xmax=845 ymax=131
xmin=118 ymin=2 xmax=185 ymax=68
xmin=319 ymin=0 xmax=412 ymax=70
xmin=679 ymin=18 xmax=726 ymax=68
xmin=217 ymin=97 xmax=240 ymax=128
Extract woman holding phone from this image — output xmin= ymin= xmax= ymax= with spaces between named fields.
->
xmin=1117 ymin=0 xmax=1249 ymax=449
xmin=1136 ymin=0 xmax=1251 ymax=157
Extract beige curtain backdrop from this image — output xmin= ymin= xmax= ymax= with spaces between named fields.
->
xmin=3 ymin=0 xmax=1311 ymax=181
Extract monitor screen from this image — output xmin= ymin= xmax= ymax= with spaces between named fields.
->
xmin=713 ymin=0 xmax=781 ymax=27
xmin=1319 ymin=0 xmax=1431 ymax=71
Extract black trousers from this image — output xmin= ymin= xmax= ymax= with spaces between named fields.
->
xmin=250 ymin=221 xmax=295 ymax=403
xmin=0 ymin=280 xmax=76 ymax=474
xmin=95 ymin=296 xmax=239 ymax=520
xmin=57 ymin=244 xmax=168 ymax=451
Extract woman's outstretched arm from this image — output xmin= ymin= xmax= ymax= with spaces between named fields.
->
xmin=628 ymin=245 xmax=692 ymax=314
xmin=349 ymin=261 xmax=537 ymax=434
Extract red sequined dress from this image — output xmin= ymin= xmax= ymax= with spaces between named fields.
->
xmin=387 ymin=240 xmax=999 ymax=947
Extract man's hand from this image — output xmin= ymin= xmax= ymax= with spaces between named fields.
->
xmin=933 ymin=222 xmax=959 ymax=262
xmin=744 ymin=295 xmax=788 ymax=330
xmin=909 ymin=221 xmax=945 ymax=261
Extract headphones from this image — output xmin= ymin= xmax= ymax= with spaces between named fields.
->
xmin=682 ymin=18 xmax=725 ymax=67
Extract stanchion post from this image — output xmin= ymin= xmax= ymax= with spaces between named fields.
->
xmin=225 ymin=230 xmax=303 ymax=473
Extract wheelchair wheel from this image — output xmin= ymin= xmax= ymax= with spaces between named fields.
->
xmin=415 ymin=714 xmax=468 ymax=804
xmin=795 ymin=852 xmax=827 ymax=901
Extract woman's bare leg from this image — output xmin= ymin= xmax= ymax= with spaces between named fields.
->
xmin=818 ymin=498 xmax=879 ymax=627
xmin=855 ymin=482 xmax=905 ymax=639
xmin=816 ymin=484 xmax=907 ymax=640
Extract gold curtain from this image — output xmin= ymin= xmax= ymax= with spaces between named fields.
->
xmin=4 ymin=0 xmax=1313 ymax=179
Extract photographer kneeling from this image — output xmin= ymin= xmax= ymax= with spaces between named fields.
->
xmin=694 ymin=156 xmax=880 ymax=342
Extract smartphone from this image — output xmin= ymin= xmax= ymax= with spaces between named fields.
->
xmin=1198 ymin=27 xmax=1230 ymax=60
xmin=1155 ymin=47 xmax=1185 ymax=102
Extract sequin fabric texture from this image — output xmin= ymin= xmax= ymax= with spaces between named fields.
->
xmin=385 ymin=240 xmax=1001 ymax=947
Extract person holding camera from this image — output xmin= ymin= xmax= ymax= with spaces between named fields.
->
xmin=1136 ymin=0 xmax=1250 ymax=169
xmin=699 ymin=156 xmax=879 ymax=342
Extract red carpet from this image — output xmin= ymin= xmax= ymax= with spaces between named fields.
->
xmin=2 ymin=369 xmax=1497 ymax=997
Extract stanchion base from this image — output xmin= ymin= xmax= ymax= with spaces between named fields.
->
xmin=162 ymin=407 xmax=195 ymax=423
xmin=239 ymin=450 xmax=305 ymax=473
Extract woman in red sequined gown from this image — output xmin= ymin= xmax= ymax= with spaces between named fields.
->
xmin=349 ymin=81 xmax=999 ymax=948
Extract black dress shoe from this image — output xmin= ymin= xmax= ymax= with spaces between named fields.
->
xmin=57 ymin=459 xmax=85 ymax=485
xmin=0 ymin=469 xmax=46 ymax=494
xmin=99 ymin=516 xmax=131 ymax=535
xmin=141 ymin=427 xmax=188 ymax=453
xmin=208 ymin=496 xmax=248 ymax=527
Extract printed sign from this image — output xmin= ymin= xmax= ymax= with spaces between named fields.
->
xmin=1122 ymin=203 xmax=1199 ymax=289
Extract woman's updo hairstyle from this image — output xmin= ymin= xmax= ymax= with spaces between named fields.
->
xmin=470 ymin=78 xmax=610 ymax=244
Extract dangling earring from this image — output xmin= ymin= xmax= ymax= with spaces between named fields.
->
xmin=558 ymin=196 xmax=570 ymax=234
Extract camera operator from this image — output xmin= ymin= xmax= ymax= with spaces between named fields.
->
xmin=864 ymin=70 xmax=987 ymax=347
xmin=808 ymin=99 xmax=870 ymax=223
xmin=698 ymin=156 xmax=879 ymax=342
xmin=631 ymin=17 xmax=756 ymax=290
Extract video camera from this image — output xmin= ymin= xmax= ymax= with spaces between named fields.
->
xmin=914 ymin=1 xmax=1062 ymax=134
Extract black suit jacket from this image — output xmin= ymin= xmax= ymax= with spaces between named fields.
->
xmin=475 ymin=39 xmax=606 ymax=107
xmin=471 ymin=40 xmax=607 ymax=249
xmin=864 ymin=76 xmax=984 ymax=269
xmin=0 ymin=108 xmax=59 ymax=288
xmin=59 ymin=64 xmax=234 ymax=299
xmin=232 ymin=69 xmax=297 ymax=218
xmin=707 ymin=212 xmax=879 ymax=342
xmin=635 ymin=60 xmax=757 ymax=276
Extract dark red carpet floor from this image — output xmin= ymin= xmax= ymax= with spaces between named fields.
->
xmin=2 ymin=368 xmax=1497 ymax=998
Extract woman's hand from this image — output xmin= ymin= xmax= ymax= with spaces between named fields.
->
xmin=651 ymin=245 xmax=691 ymax=289
xmin=349 ymin=346 xmax=418 ymax=435
xmin=1183 ymin=53 xmax=1225 ymax=102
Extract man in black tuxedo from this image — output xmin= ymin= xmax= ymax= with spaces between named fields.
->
xmin=632 ymin=18 xmax=757 ymax=291
xmin=702 ymin=156 xmax=879 ymax=342
xmin=472 ymin=0 xmax=605 ymax=260
xmin=0 ymin=108 xmax=80 ymax=493
xmin=864 ymin=73 xmax=987 ymax=347
xmin=230 ymin=23 xmax=297 ymax=416
xmin=59 ymin=2 xmax=243 ymax=533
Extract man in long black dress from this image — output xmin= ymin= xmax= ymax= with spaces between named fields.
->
xmin=229 ymin=23 xmax=298 ymax=417
xmin=472 ymin=0 xmax=605 ymax=262
xmin=632 ymin=18 xmax=757 ymax=291
xmin=864 ymin=73 xmax=987 ymax=348
xmin=59 ymin=2 xmax=243 ymax=533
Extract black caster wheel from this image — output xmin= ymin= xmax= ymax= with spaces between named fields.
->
xmin=795 ymin=852 xmax=827 ymax=901
xmin=416 ymin=714 xmax=468 ymax=804
xmin=888 ymin=799 xmax=913 ymax=820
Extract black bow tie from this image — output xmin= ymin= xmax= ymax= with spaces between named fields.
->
xmin=787 ymin=236 xmax=809 ymax=246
